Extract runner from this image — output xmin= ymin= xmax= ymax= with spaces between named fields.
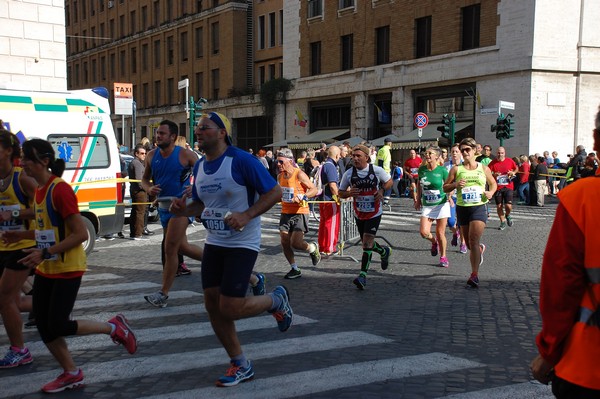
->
xmin=443 ymin=138 xmax=497 ymax=288
xmin=338 ymin=145 xmax=393 ymax=289
xmin=403 ymin=149 xmax=422 ymax=201
xmin=444 ymin=144 xmax=467 ymax=254
xmin=488 ymin=147 xmax=518 ymax=230
xmin=275 ymin=148 xmax=320 ymax=279
xmin=415 ymin=145 xmax=451 ymax=268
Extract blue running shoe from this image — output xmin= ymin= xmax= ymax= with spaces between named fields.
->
xmin=216 ymin=360 xmax=254 ymax=387
xmin=270 ymin=286 xmax=293 ymax=332
xmin=380 ymin=246 xmax=391 ymax=270
xmin=353 ymin=275 xmax=367 ymax=290
xmin=252 ymin=273 xmax=266 ymax=296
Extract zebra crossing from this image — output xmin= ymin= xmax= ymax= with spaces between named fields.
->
xmin=0 ymin=269 xmax=554 ymax=398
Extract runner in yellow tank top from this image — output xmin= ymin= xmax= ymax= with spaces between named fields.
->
xmin=443 ymin=137 xmax=496 ymax=289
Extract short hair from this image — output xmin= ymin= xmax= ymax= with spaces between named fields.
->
xmin=460 ymin=137 xmax=477 ymax=149
xmin=277 ymin=148 xmax=294 ymax=159
xmin=159 ymin=120 xmax=178 ymax=136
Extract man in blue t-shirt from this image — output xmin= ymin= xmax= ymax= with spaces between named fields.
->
xmin=170 ymin=112 xmax=292 ymax=388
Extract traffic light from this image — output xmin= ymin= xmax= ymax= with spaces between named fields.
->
xmin=504 ymin=113 xmax=514 ymax=138
xmin=491 ymin=113 xmax=515 ymax=144
xmin=437 ymin=114 xmax=451 ymax=139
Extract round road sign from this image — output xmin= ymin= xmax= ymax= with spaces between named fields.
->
xmin=414 ymin=112 xmax=429 ymax=128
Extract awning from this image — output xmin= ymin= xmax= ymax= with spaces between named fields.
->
xmin=263 ymin=140 xmax=288 ymax=148
xmin=287 ymin=129 xmax=350 ymax=149
xmin=372 ymin=122 xmax=472 ymax=149
xmin=327 ymin=136 xmax=365 ymax=148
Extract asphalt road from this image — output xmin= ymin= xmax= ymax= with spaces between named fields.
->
xmin=0 ymin=196 xmax=560 ymax=398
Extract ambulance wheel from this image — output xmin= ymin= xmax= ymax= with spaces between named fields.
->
xmin=82 ymin=217 xmax=96 ymax=255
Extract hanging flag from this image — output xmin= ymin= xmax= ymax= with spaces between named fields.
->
xmin=374 ymin=103 xmax=391 ymax=124
xmin=294 ymin=109 xmax=307 ymax=128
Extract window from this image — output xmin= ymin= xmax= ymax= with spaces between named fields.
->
xmin=109 ymin=19 xmax=115 ymax=38
xmin=65 ymin=5 xmax=70 ymax=27
xmin=131 ymin=47 xmax=137 ymax=74
xmin=311 ymin=104 xmax=351 ymax=130
xmin=81 ymin=0 xmax=86 ymax=19
xmin=415 ymin=16 xmax=431 ymax=58
xmin=167 ymin=78 xmax=174 ymax=105
xmin=259 ymin=66 xmax=265 ymax=86
xmin=119 ymin=15 xmax=125 ymax=38
xmin=83 ymin=61 xmax=88 ymax=84
xmin=195 ymin=27 xmax=203 ymax=58
xmin=119 ymin=50 xmax=126 ymax=76
xmin=100 ymin=23 xmax=104 ymax=40
xmin=195 ymin=72 xmax=204 ymax=98
xmin=180 ymin=31 xmax=188 ymax=62
xmin=258 ymin=15 xmax=265 ymax=50
xmin=130 ymin=10 xmax=137 ymax=35
xmin=211 ymin=22 xmax=219 ymax=54
xmin=75 ymin=64 xmax=80 ymax=85
xmin=269 ymin=12 xmax=276 ymax=47
xmin=154 ymin=80 xmax=161 ymax=106
xmin=268 ymin=64 xmax=275 ymax=80
xmin=154 ymin=40 xmax=161 ymax=68
xmin=73 ymin=1 xmax=78 ymax=23
xmin=49 ymin=135 xmax=111 ymax=169
xmin=279 ymin=10 xmax=283 ymax=46
xmin=110 ymin=53 xmax=116 ymax=78
xmin=211 ymin=69 xmax=220 ymax=99
xmin=166 ymin=0 xmax=172 ymax=22
xmin=375 ymin=26 xmax=390 ymax=65
xmin=308 ymin=0 xmax=323 ymax=18
xmin=153 ymin=1 xmax=160 ymax=27
xmin=142 ymin=43 xmax=148 ymax=71
xmin=310 ymin=41 xmax=321 ymax=75
xmin=142 ymin=83 xmax=149 ymax=108
xmin=82 ymin=29 xmax=87 ymax=50
xmin=90 ymin=0 xmax=95 ymax=15
xmin=181 ymin=0 xmax=187 ymax=15
xmin=167 ymin=36 xmax=174 ymax=65
xmin=91 ymin=27 xmax=96 ymax=47
xmin=142 ymin=6 xmax=148 ymax=30
xmin=339 ymin=0 xmax=354 ymax=9
xmin=92 ymin=59 xmax=97 ymax=80
xmin=462 ymin=4 xmax=480 ymax=50
xmin=101 ymin=56 xmax=106 ymax=80
xmin=196 ymin=0 xmax=203 ymax=12
xmin=341 ymin=34 xmax=353 ymax=70
xmin=99 ymin=1 xmax=104 ymax=12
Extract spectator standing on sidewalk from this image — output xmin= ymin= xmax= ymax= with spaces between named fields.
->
xmin=128 ymin=144 xmax=148 ymax=240
xmin=142 ymin=120 xmax=203 ymax=308
xmin=318 ymin=146 xmax=342 ymax=255
xmin=170 ymin=111 xmax=292 ymax=387
xmin=534 ymin=156 xmax=548 ymax=207
xmin=531 ymin=105 xmax=600 ymax=398
xmin=0 ymin=128 xmax=38 ymax=369
xmin=338 ymin=145 xmax=392 ymax=290
xmin=517 ymin=154 xmax=530 ymax=205
xmin=275 ymin=148 xmax=320 ymax=279
xmin=443 ymin=138 xmax=497 ymax=288
xmin=376 ymin=138 xmax=393 ymax=204
xmin=13 ymin=139 xmax=137 ymax=393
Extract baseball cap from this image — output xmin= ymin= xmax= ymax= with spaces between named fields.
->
xmin=384 ymin=137 xmax=393 ymax=143
xmin=205 ymin=111 xmax=232 ymax=145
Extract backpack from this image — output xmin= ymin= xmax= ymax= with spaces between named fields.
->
xmin=310 ymin=164 xmax=323 ymax=197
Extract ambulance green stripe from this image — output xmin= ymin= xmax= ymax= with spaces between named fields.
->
xmin=34 ymin=104 xmax=69 ymax=112
xmin=0 ymin=95 xmax=33 ymax=104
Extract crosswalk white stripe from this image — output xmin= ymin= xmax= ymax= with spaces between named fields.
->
xmin=79 ymin=281 xmax=161 ymax=294
xmin=0 ymin=331 xmax=391 ymax=398
xmin=73 ymin=290 xmax=202 ymax=310
xmin=75 ymin=304 xmax=205 ymax=323
xmin=137 ymin=352 xmax=483 ymax=399
xmin=25 ymin=315 xmax=317 ymax=355
xmin=436 ymin=381 xmax=553 ymax=398
xmin=82 ymin=273 xmax=122 ymax=282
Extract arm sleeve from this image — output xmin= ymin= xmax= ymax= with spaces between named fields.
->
xmin=234 ymin=154 xmax=277 ymax=195
xmin=339 ymin=169 xmax=352 ymax=190
xmin=535 ymin=203 xmax=588 ymax=365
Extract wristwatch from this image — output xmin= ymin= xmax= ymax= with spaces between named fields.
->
xmin=42 ymin=247 xmax=53 ymax=260
xmin=11 ymin=209 xmax=20 ymax=219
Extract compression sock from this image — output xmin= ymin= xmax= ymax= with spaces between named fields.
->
xmin=372 ymin=241 xmax=385 ymax=256
xmin=361 ymin=249 xmax=373 ymax=274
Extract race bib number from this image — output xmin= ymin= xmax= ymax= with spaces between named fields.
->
xmin=0 ymin=204 xmax=25 ymax=231
xmin=461 ymin=186 xmax=483 ymax=204
xmin=281 ymin=187 xmax=295 ymax=203
xmin=410 ymin=168 xmax=418 ymax=175
xmin=201 ymin=207 xmax=233 ymax=237
xmin=496 ymin=174 xmax=509 ymax=185
xmin=423 ymin=189 xmax=441 ymax=204
xmin=35 ymin=229 xmax=58 ymax=260
xmin=355 ymin=195 xmax=375 ymax=213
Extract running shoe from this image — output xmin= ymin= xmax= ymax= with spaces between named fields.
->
xmin=270 ymin=286 xmax=293 ymax=332
xmin=42 ymin=369 xmax=84 ymax=393
xmin=466 ymin=273 xmax=480 ymax=289
xmin=451 ymin=232 xmax=459 ymax=247
xmin=506 ymin=216 xmax=513 ymax=227
xmin=144 ymin=291 xmax=168 ymax=308
xmin=353 ymin=275 xmax=367 ymax=290
xmin=0 ymin=347 xmax=33 ymax=369
xmin=459 ymin=244 xmax=468 ymax=254
xmin=309 ymin=242 xmax=321 ymax=266
xmin=108 ymin=314 xmax=137 ymax=354
xmin=216 ymin=360 xmax=254 ymax=387
xmin=439 ymin=256 xmax=449 ymax=268
xmin=479 ymin=243 xmax=486 ymax=266
xmin=176 ymin=262 xmax=192 ymax=276
xmin=252 ymin=273 xmax=266 ymax=296
xmin=380 ymin=246 xmax=391 ymax=270
xmin=430 ymin=239 xmax=439 ymax=257
xmin=284 ymin=268 xmax=302 ymax=279
xmin=498 ymin=221 xmax=506 ymax=231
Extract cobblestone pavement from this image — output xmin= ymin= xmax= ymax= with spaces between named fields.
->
xmin=0 ymin=196 xmax=561 ymax=398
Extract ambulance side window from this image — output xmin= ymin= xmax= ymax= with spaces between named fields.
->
xmin=48 ymin=134 xmax=110 ymax=169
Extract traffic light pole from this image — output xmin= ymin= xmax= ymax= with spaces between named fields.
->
xmin=450 ymin=114 xmax=456 ymax=146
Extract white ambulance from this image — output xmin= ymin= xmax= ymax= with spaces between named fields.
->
xmin=0 ymin=87 xmax=126 ymax=254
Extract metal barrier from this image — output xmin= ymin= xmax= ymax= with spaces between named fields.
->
xmin=335 ymin=199 xmax=361 ymax=262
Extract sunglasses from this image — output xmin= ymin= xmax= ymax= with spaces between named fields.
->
xmin=425 ymin=151 xmax=437 ymax=156
xmin=460 ymin=147 xmax=473 ymax=154
xmin=138 ymin=152 xmax=146 ymax=155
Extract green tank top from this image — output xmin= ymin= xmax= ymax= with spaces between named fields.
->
xmin=418 ymin=165 xmax=449 ymax=206
xmin=456 ymin=163 xmax=488 ymax=207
